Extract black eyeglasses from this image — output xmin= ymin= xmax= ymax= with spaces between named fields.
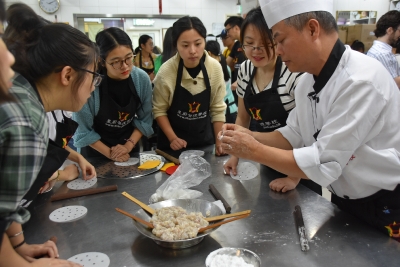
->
xmin=75 ymin=67 xmax=103 ymax=86
xmin=54 ymin=66 xmax=103 ymax=87
xmin=223 ymin=27 xmax=232 ymax=35
xmin=103 ymin=55 xmax=134 ymax=70
xmin=242 ymin=44 xmax=276 ymax=52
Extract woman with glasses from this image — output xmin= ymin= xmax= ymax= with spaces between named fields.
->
xmin=73 ymin=27 xmax=153 ymax=162
xmin=223 ymin=7 xmax=320 ymax=194
xmin=134 ymin=34 xmax=157 ymax=82
xmin=152 ymin=16 xmax=226 ymax=154
xmin=0 ymin=3 xmax=96 ymax=266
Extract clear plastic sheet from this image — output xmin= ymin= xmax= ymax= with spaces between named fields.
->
xmin=149 ymin=151 xmax=211 ymax=203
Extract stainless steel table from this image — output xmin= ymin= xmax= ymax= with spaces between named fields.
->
xmin=24 ymin=146 xmax=399 ymax=266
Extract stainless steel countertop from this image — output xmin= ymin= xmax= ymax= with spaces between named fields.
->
xmin=24 ymin=146 xmax=399 ymax=266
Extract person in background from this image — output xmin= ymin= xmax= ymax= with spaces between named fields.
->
xmin=154 ymin=27 xmax=176 ymax=75
xmin=1 ymin=3 xmax=97 ymax=266
xmin=395 ymin=40 xmax=400 ymax=66
xmin=350 ymin=40 xmax=365 ymax=53
xmin=36 ymin=110 xmax=97 ymax=194
xmin=153 ymin=16 xmax=226 ymax=154
xmin=221 ymin=33 xmax=235 ymax=58
xmin=73 ymin=27 xmax=153 ymax=161
xmin=223 ymin=16 xmax=245 ymax=104
xmin=205 ymin=40 xmax=237 ymax=124
xmin=220 ymin=0 xmax=400 ymax=242
xmin=134 ymin=34 xmax=157 ymax=82
xmin=222 ymin=7 xmax=318 ymax=194
xmin=367 ymin=10 xmax=400 ymax=88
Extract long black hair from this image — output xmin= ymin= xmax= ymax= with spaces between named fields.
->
xmin=240 ymin=7 xmax=275 ymax=60
xmin=172 ymin=16 xmax=206 ymax=48
xmin=161 ymin=27 xmax=176 ymax=64
xmin=95 ymin=27 xmax=141 ymax=107
xmin=134 ymin=34 xmax=152 ymax=55
xmin=205 ymin=40 xmax=230 ymax=82
xmin=4 ymin=3 xmax=98 ymax=97
xmin=95 ymin=27 xmax=134 ymax=74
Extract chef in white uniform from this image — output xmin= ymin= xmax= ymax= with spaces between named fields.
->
xmin=218 ymin=0 xmax=400 ymax=242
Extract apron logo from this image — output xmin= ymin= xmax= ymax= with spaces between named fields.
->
xmin=385 ymin=221 xmax=400 ymax=241
xmin=62 ymin=135 xmax=72 ymax=149
xmin=249 ymin=107 xmax=262 ymax=121
xmin=118 ymin=111 xmax=130 ymax=121
xmin=188 ymin=102 xmax=201 ymax=113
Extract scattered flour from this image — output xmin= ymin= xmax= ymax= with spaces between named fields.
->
xmin=210 ymin=255 xmax=254 ymax=267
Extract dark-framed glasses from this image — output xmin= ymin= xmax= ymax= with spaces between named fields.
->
xmin=242 ymin=44 xmax=276 ymax=52
xmin=103 ymin=55 xmax=134 ymax=70
xmin=74 ymin=67 xmax=103 ymax=87
xmin=223 ymin=27 xmax=232 ymax=35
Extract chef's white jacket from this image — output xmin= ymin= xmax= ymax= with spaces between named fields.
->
xmin=278 ymin=46 xmax=400 ymax=199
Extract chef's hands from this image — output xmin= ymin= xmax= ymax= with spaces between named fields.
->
xmin=170 ymin=137 xmax=187 ymax=150
xmin=269 ymin=177 xmax=301 ymax=193
xmin=223 ymin=156 xmax=239 ymax=176
xmin=15 ymin=240 xmax=59 ymax=262
xmin=76 ymin=156 xmax=96 ymax=180
xmin=217 ymin=124 xmax=258 ymax=158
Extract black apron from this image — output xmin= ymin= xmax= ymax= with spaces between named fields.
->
xmin=243 ymin=57 xmax=288 ymax=133
xmin=22 ymin=111 xmax=78 ymax=208
xmin=83 ymin=76 xmax=140 ymax=158
xmin=139 ymin=52 xmax=155 ymax=75
xmin=157 ymin=58 xmax=214 ymax=150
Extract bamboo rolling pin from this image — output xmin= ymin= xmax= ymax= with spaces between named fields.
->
xmin=155 ymin=149 xmax=180 ymax=165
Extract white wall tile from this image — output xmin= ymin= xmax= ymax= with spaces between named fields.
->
xmin=185 ymin=0 xmax=202 ymax=9
xmin=134 ymin=0 xmax=155 ymax=8
xmin=201 ymin=0 xmax=217 ymax=9
xmin=60 ymin=6 xmax=80 ymax=23
xmin=62 ymin=0 xmax=80 ymax=7
xmin=117 ymin=7 xmax=136 ymax=14
xmin=186 ymin=8 xmax=202 ymax=19
xmin=79 ymin=6 xmax=100 ymax=13
xmin=117 ymin=0 xmax=134 ymax=6
xmin=99 ymin=6 xmax=119 ymax=13
xmin=169 ymin=7 xmax=186 ymax=15
xmin=165 ymin=0 xmax=184 ymax=9
xmin=80 ymin=0 xmax=99 ymax=7
xmin=135 ymin=7 xmax=153 ymax=14
xmin=98 ymin=0 xmax=116 ymax=7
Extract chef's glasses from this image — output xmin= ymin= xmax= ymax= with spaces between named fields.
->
xmin=102 ymin=55 xmax=134 ymax=70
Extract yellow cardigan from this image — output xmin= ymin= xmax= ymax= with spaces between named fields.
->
xmin=152 ymin=51 xmax=226 ymax=123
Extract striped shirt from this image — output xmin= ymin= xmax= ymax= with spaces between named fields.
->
xmin=237 ymin=59 xmax=304 ymax=112
xmin=0 ymin=73 xmax=48 ymax=226
xmin=367 ymin=40 xmax=400 ymax=79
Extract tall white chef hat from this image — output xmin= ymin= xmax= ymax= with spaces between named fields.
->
xmin=259 ymin=0 xmax=334 ymax=27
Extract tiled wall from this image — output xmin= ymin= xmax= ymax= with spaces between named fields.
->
xmin=5 ymin=0 xmax=239 ymax=33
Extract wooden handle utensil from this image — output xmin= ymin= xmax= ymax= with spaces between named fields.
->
xmin=115 ymin=208 xmax=154 ymax=228
xmin=121 ymin=191 xmax=155 ymax=215
xmin=155 ymin=149 xmax=180 ymax=165
xmin=199 ymin=213 xmax=250 ymax=233
xmin=50 ymin=185 xmax=118 ymax=202
xmin=206 ymin=210 xmax=251 ymax=222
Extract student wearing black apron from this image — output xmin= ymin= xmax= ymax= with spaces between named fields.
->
xmin=223 ymin=8 xmax=321 ymax=195
xmin=73 ymin=27 xmax=154 ymax=162
xmin=152 ymin=16 xmax=227 ymax=155
xmin=134 ymin=34 xmax=157 ymax=82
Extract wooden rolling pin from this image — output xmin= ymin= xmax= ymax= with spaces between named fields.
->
xmin=155 ymin=149 xmax=180 ymax=165
xmin=50 ymin=185 xmax=118 ymax=202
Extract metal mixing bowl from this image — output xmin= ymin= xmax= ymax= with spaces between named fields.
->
xmin=132 ymin=199 xmax=223 ymax=249
xmin=205 ymin=248 xmax=261 ymax=267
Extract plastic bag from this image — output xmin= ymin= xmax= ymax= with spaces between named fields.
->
xmin=149 ymin=151 xmax=211 ymax=203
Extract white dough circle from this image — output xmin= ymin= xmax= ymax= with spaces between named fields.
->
xmin=67 ymin=177 xmax=97 ymax=190
xmin=114 ymin=157 xmax=139 ymax=166
xmin=67 ymin=252 xmax=110 ymax=267
xmin=230 ymin=162 xmax=259 ymax=181
xmin=49 ymin=206 xmax=87 ymax=223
